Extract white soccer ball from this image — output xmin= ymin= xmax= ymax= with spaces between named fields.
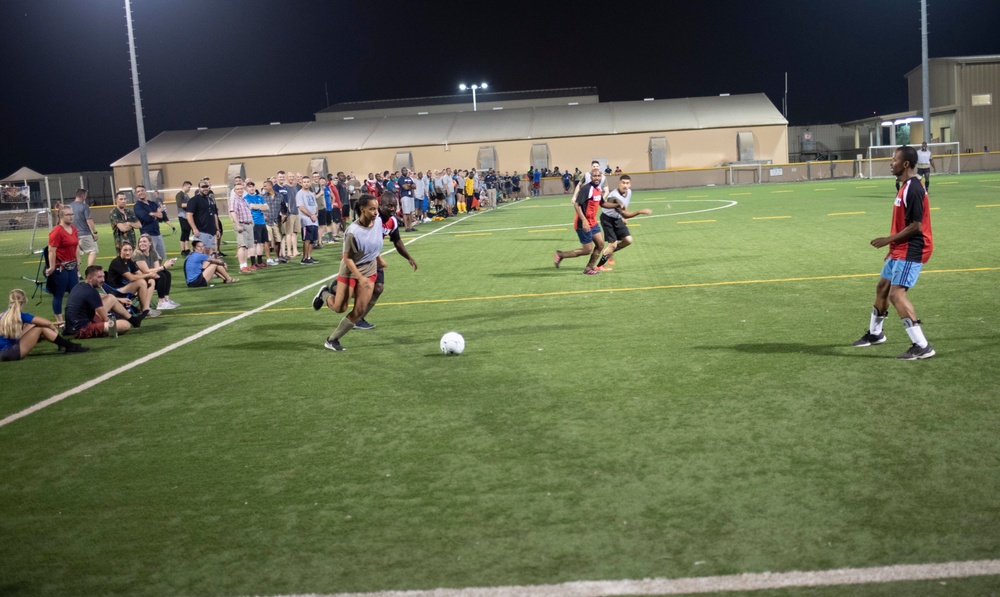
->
xmin=440 ymin=332 xmax=465 ymax=355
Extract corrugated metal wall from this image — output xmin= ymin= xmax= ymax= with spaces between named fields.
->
xmin=958 ymin=62 xmax=1000 ymax=152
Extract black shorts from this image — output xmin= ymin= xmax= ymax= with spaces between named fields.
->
xmin=0 ymin=343 xmax=22 ymax=362
xmin=317 ymin=209 xmax=331 ymax=226
xmin=600 ymin=214 xmax=630 ymax=244
xmin=253 ymin=224 xmax=268 ymax=244
xmin=918 ymin=167 xmax=931 ymax=176
xmin=302 ymin=225 xmax=319 ymax=243
xmin=187 ymin=275 xmax=208 ymax=288
xmin=330 ymin=208 xmax=343 ymax=224
xmin=376 ymin=268 xmax=385 ymax=284
xmin=342 ymin=203 xmax=351 ymax=220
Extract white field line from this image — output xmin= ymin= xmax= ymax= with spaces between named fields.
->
xmin=0 ymin=213 xmax=476 ymax=430
xmin=442 ymin=200 xmax=737 ymax=235
xmin=256 ymin=559 xmax=1000 ymax=597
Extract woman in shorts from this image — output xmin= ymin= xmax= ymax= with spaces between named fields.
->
xmin=312 ymin=194 xmax=384 ymax=351
xmin=134 ymin=233 xmax=180 ymax=310
xmin=1 ymin=288 xmax=87 ymax=361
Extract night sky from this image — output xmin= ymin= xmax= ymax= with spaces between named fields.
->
xmin=2 ymin=0 xmax=998 ymax=177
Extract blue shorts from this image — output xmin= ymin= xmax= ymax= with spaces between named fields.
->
xmin=576 ymin=223 xmax=601 ymax=245
xmin=302 ymin=225 xmax=318 ymax=243
xmin=880 ymin=259 xmax=923 ymax=288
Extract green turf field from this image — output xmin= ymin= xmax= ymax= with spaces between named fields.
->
xmin=1 ymin=175 xmax=998 ymax=597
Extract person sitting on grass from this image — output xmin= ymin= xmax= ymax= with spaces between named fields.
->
xmin=1 ymin=289 xmax=88 ymax=361
xmin=133 ymin=233 xmax=180 ymax=309
xmin=106 ymin=241 xmax=158 ymax=318
xmin=64 ymin=266 xmax=144 ymax=339
xmin=184 ymin=240 xmax=238 ymax=287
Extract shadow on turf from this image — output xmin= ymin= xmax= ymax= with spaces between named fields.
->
xmin=693 ymin=342 xmax=878 ymax=358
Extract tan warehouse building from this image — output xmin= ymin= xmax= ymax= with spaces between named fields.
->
xmin=111 ymin=89 xmax=788 ymax=193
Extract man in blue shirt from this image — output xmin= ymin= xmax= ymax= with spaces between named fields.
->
xmin=133 ymin=184 xmax=171 ymax=266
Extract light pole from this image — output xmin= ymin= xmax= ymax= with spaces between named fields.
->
xmin=459 ymin=83 xmax=488 ymax=111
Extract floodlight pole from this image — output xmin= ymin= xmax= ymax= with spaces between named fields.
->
xmin=920 ymin=0 xmax=930 ymax=142
xmin=124 ymin=0 xmax=151 ymax=191
xmin=459 ymin=83 xmax=488 ymax=111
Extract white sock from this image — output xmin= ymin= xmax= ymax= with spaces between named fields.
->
xmin=870 ymin=307 xmax=887 ymax=335
xmin=902 ymin=318 xmax=928 ymax=348
xmin=240 ymin=262 xmax=248 ymax=269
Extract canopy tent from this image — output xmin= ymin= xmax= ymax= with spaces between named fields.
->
xmin=1 ymin=166 xmax=46 ymax=184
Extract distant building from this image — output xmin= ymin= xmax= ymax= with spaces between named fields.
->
xmin=111 ymin=89 xmax=788 ymax=194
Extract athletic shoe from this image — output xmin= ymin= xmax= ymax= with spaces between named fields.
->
xmin=596 ymin=265 xmax=613 ymax=272
xmin=607 ymin=259 xmax=615 ymax=266
xmin=554 ymin=252 xmax=562 ymax=268
xmin=896 ymin=343 xmax=935 ymax=360
xmin=64 ymin=341 xmax=89 ymax=353
xmin=266 ymin=259 xmax=277 ymax=266
xmin=583 ymin=268 xmax=600 ymax=275
xmin=158 ymin=299 xmax=179 ymax=310
xmin=278 ymin=256 xmax=289 ymax=264
xmin=217 ymin=251 xmax=228 ymax=257
xmin=312 ymin=285 xmax=329 ymax=311
xmin=301 ymin=258 xmax=320 ymax=264
xmin=240 ymin=266 xmax=252 ymax=273
xmin=324 ymin=338 xmax=345 ymax=351
xmin=354 ymin=319 xmax=375 ymax=330
xmin=852 ymin=331 xmax=886 ymax=347
xmin=148 ymin=309 xmax=161 ymax=318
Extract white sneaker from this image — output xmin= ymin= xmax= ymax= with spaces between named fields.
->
xmin=148 ymin=309 xmax=162 ymax=318
xmin=266 ymin=259 xmax=277 ymax=266
xmin=158 ymin=299 xmax=179 ymax=309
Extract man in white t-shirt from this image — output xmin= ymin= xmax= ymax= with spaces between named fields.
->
xmin=595 ymin=175 xmax=651 ymax=270
xmin=916 ymin=141 xmax=935 ymax=190
xmin=296 ymin=175 xmax=319 ymax=264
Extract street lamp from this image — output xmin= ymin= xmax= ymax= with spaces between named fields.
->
xmin=459 ymin=83 xmax=488 ymax=111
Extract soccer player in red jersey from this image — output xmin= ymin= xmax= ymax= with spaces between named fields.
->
xmin=554 ymin=163 xmax=615 ymax=275
xmin=853 ymin=145 xmax=935 ymax=360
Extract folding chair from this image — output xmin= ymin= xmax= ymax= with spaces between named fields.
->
xmin=22 ymin=248 xmax=50 ymax=305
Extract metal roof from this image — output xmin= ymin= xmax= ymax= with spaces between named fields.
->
xmin=317 ymin=87 xmax=600 ymax=113
xmin=111 ymin=93 xmax=786 ymax=167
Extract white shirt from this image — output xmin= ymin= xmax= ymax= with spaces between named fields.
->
xmin=916 ymin=149 xmax=932 ymax=167
xmin=603 ymin=188 xmax=631 ymax=219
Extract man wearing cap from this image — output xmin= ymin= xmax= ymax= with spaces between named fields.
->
xmin=186 ymin=181 xmax=219 ymax=251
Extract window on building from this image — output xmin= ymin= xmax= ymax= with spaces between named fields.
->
xmin=971 ymin=94 xmax=992 ymax=106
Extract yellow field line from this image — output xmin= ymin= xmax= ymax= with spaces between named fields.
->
xmin=529 ymin=228 xmax=567 ymax=233
xmin=930 ymin=207 xmax=940 ymax=210
xmin=828 ymin=212 xmax=865 ymax=216
xmin=730 ymin=192 xmax=752 ymax=196
xmin=677 ymin=220 xmax=716 ymax=224
xmin=753 ymin=216 xmax=792 ymax=220
xmin=977 ymin=179 xmax=1000 ymax=182
xmin=855 ymin=185 xmax=876 ymax=188
xmin=157 ymin=267 xmax=1000 ymax=317
xmin=456 ymin=233 xmax=493 ymax=237
xmin=815 ymin=188 xmax=836 ymax=191
xmin=771 ymin=190 xmax=794 ymax=193
xmin=976 ymin=204 xmax=1000 ymax=208
xmin=937 ymin=181 xmax=958 ymax=185
xmin=686 ymin=195 xmax=708 ymax=198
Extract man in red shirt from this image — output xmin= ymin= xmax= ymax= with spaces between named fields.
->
xmin=554 ymin=163 xmax=613 ymax=275
xmin=853 ymin=145 xmax=935 ymax=360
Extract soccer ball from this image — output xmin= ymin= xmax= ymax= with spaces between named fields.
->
xmin=440 ymin=332 xmax=465 ymax=355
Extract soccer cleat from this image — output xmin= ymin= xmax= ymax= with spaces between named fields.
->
xmin=312 ymin=285 xmax=329 ymax=311
xmin=583 ymin=268 xmax=600 ymax=275
xmin=596 ymin=265 xmax=613 ymax=272
xmin=896 ymin=343 xmax=935 ymax=360
xmin=554 ymin=251 xmax=562 ymax=268
xmin=852 ymin=331 xmax=886 ymax=347
xmin=354 ymin=319 xmax=375 ymax=330
xmin=324 ymin=338 xmax=345 ymax=351
xmin=240 ymin=266 xmax=252 ymax=273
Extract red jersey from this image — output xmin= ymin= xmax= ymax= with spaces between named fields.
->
xmin=327 ymin=182 xmax=341 ymax=209
xmin=889 ymin=177 xmax=933 ymax=263
xmin=574 ymin=182 xmax=603 ymax=229
xmin=48 ymin=224 xmax=79 ymax=263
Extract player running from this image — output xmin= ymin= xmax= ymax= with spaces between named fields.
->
xmin=554 ymin=162 xmax=615 ymax=275
xmin=594 ymin=174 xmax=651 ymax=271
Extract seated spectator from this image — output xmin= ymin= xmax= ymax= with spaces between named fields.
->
xmin=184 ymin=240 xmax=238 ymax=287
xmin=133 ymin=233 xmax=180 ymax=310
xmin=1 ymin=288 xmax=88 ymax=361
xmin=64 ymin=266 xmax=145 ymax=339
xmin=106 ymin=242 xmax=158 ymax=317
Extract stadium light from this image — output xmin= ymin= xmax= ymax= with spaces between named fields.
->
xmin=459 ymin=82 xmax=488 ymax=111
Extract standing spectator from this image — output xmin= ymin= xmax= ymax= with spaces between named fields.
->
xmin=186 ymin=181 xmax=219 ymax=252
xmin=176 ymin=181 xmax=193 ymax=255
xmin=108 ymin=191 xmax=140 ymax=252
xmin=275 ymin=170 xmax=301 ymax=259
xmin=296 ymin=175 xmax=319 ymax=264
xmin=1 ymin=288 xmax=88 ymax=361
xmin=327 ymin=174 xmax=344 ymax=242
xmin=228 ymin=181 xmax=255 ymax=273
xmin=133 ymin=233 xmax=180 ymax=309
xmin=484 ymin=169 xmax=498 ymax=208
xmin=132 ymin=184 xmax=170 ymax=266
xmin=46 ymin=207 xmax=80 ymax=326
xmin=398 ymin=167 xmax=417 ymax=232
xmin=261 ymin=180 xmax=285 ymax=264
xmin=511 ymin=171 xmax=522 ymax=200
xmin=562 ymin=170 xmax=572 ymax=194
xmin=70 ymin=189 xmax=99 ymax=267
xmin=532 ymin=167 xmax=542 ymax=196
xmin=244 ymin=181 xmax=268 ymax=269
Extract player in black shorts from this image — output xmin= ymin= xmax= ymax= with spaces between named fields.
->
xmin=595 ymin=175 xmax=651 ymax=270
xmin=352 ymin=192 xmax=418 ymax=330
